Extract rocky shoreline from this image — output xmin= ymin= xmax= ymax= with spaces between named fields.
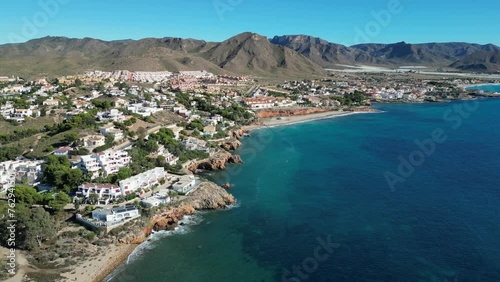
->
xmin=187 ymin=151 xmax=243 ymax=172
xmin=118 ymin=181 xmax=235 ymax=245
xmin=86 ymin=181 xmax=236 ymax=282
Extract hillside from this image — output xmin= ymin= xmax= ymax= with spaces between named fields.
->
xmin=204 ymin=33 xmax=325 ymax=77
xmin=1 ymin=33 xmax=500 ymax=78
xmin=272 ymin=35 xmax=500 ymax=72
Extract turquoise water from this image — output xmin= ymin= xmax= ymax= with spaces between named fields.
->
xmin=109 ymin=99 xmax=500 ymax=282
xmin=466 ymin=84 xmax=500 ymax=93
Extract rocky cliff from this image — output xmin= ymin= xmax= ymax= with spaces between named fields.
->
xmin=188 ymin=151 xmax=243 ymax=172
xmin=232 ymin=129 xmax=250 ymax=140
xmin=119 ymin=181 xmax=235 ymax=244
xmin=220 ymin=139 xmax=242 ymax=151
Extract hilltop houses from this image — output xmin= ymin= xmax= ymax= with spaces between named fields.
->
xmin=118 ymin=167 xmax=168 ymax=195
xmin=148 ymin=145 xmax=179 ymax=165
xmin=0 ymin=160 xmax=44 ymax=192
xmin=100 ymin=125 xmax=124 ymax=141
xmin=81 ymin=135 xmax=106 ymax=151
xmin=76 ymin=183 xmax=122 ymax=204
xmin=97 ymin=109 xmax=125 ymax=122
xmin=172 ymin=175 xmax=196 ymax=194
xmin=79 ymin=150 xmax=131 ymax=178
xmin=43 ymin=98 xmax=60 ymax=107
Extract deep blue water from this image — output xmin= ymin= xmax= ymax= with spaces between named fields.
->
xmin=110 ymin=99 xmax=500 ymax=282
xmin=466 ymin=84 xmax=500 ymax=93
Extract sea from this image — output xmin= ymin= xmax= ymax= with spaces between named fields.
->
xmin=108 ymin=95 xmax=500 ymax=281
xmin=465 ymin=84 xmax=500 ymax=93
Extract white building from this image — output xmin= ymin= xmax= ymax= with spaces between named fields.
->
xmin=127 ymin=102 xmax=162 ymax=117
xmin=0 ymin=160 xmax=44 ymax=192
xmin=172 ymin=175 xmax=196 ymax=194
xmin=43 ymin=98 xmax=60 ymax=107
xmin=97 ymin=109 xmax=125 ymax=122
xmin=79 ymin=150 xmax=131 ymax=178
xmin=119 ymin=167 xmax=167 ymax=195
xmin=182 ymin=138 xmax=209 ymax=152
xmin=140 ymin=190 xmax=172 ymax=208
xmin=149 ymin=145 xmax=179 ymax=165
xmin=81 ymin=135 xmax=106 ymax=151
xmin=91 ymin=205 xmax=140 ymax=223
xmin=100 ymin=126 xmax=124 ymax=141
xmin=13 ymin=109 xmax=35 ymax=118
xmin=76 ymin=183 xmax=122 ymax=204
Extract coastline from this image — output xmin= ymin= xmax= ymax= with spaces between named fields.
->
xmin=66 ymin=181 xmax=234 ymax=282
xmin=462 ymin=83 xmax=500 ymax=89
xmin=58 ymin=244 xmax=137 ymax=282
xmin=243 ymin=109 xmax=382 ymax=131
xmin=60 ymin=109 xmax=379 ymax=282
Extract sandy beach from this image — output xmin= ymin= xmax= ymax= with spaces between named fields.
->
xmin=1 ymin=244 xmax=136 ymax=282
xmin=243 ymin=109 xmax=380 ymax=131
xmin=60 ymin=244 xmax=136 ymax=282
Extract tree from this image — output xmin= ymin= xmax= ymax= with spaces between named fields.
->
xmin=117 ymin=167 xmax=132 ymax=181
xmin=168 ymin=190 xmax=179 ymax=202
xmin=88 ymin=193 xmax=99 ymax=205
xmin=63 ymin=132 xmax=79 ymax=144
xmin=0 ymin=205 xmax=56 ymax=250
xmin=14 ymin=186 xmax=42 ymax=206
xmin=74 ymin=198 xmax=82 ymax=211
xmin=43 ymin=156 xmax=83 ymax=193
xmin=74 ymin=78 xmax=82 ymax=87
xmin=48 ymin=192 xmax=71 ymax=212
xmin=25 ymin=207 xmax=56 ymax=249
xmin=137 ymin=127 xmax=147 ymax=139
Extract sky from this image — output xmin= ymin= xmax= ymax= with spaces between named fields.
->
xmin=1 ymin=0 xmax=499 ymax=46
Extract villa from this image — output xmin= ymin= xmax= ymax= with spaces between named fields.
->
xmin=76 ymin=183 xmax=122 ymax=204
xmin=81 ymin=135 xmax=106 ymax=151
xmin=0 ymin=160 xmax=44 ymax=193
xmin=79 ymin=150 xmax=131 ymax=178
xmin=172 ymin=175 xmax=196 ymax=194
xmin=118 ymin=167 xmax=168 ymax=195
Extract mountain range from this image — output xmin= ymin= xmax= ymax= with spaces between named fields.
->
xmin=0 ymin=32 xmax=499 ymax=78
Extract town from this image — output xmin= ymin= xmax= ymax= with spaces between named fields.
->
xmin=0 ymin=68 xmax=497 ymax=281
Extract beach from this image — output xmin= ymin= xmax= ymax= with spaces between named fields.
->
xmin=243 ymin=109 xmax=381 ymax=131
xmin=61 ymin=244 xmax=137 ymax=282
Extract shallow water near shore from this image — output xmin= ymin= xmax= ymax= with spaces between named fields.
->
xmin=109 ymin=99 xmax=500 ymax=282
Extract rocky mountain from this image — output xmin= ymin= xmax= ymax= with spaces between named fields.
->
xmin=0 ymin=33 xmax=499 ymax=78
xmin=351 ymin=41 xmax=500 ymax=66
xmin=450 ymin=48 xmax=500 ymax=72
xmin=0 ymin=33 xmax=325 ymax=78
xmin=271 ymin=35 xmax=500 ymax=72
xmin=203 ymin=32 xmax=325 ymax=76
xmin=270 ymin=35 xmax=358 ymax=67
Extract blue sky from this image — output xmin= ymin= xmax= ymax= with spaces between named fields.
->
xmin=1 ymin=0 xmax=499 ymax=46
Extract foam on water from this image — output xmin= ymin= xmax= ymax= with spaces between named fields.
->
xmin=124 ymin=214 xmax=204 ymax=265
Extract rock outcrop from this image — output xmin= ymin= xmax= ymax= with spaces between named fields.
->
xmin=119 ymin=181 xmax=235 ymax=244
xmin=186 ymin=181 xmax=236 ymax=210
xmin=188 ymin=151 xmax=243 ymax=172
xmin=220 ymin=139 xmax=242 ymax=151
xmin=232 ymin=129 xmax=250 ymax=140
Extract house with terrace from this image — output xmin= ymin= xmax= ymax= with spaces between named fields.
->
xmin=75 ymin=183 xmax=122 ymax=205
xmin=118 ymin=167 xmax=168 ymax=195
